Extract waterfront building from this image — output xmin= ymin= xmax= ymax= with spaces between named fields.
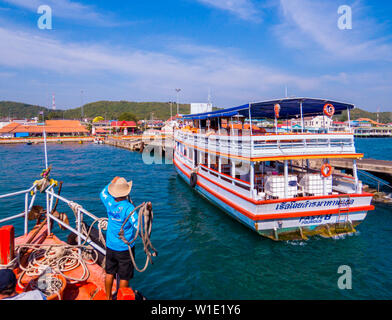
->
xmin=0 ymin=120 xmax=89 ymax=138
xmin=111 ymin=120 xmax=137 ymax=136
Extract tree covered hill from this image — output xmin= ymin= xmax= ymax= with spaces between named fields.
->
xmin=0 ymin=101 xmax=48 ymax=119
xmin=0 ymin=100 xmax=190 ymax=121
xmin=338 ymin=108 xmax=392 ymax=123
xmin=1 ymin=100 xmax=391 ymax=123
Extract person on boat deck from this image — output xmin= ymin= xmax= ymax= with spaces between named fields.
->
xmin=0 ymin=269 xmax=46 ymax=300
xmin=100 ymin=176 xmax=138 ymax=300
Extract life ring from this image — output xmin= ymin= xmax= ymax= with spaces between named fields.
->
xmin=323 ymin=103 xmax=335 ymax=117
xmin=274 ymin=104 xmax=281 ymax=119
xmin=190 ymin=172 xmax=198 ymax=188
xmin=321 ymin=163 xmax=332 ymax=178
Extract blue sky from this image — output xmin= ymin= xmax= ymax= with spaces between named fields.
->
xmin=0 ymin=0 xmax=391 ymax=111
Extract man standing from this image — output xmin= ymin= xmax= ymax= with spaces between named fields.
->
xmin=100 ymin=177 xmax=138 ymax=300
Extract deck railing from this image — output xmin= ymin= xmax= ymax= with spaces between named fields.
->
xmin=0 ymin=184 xmax=106 ymax=256
xmin=0 ymin=185 xmax=37 ymax=235
xmin=175 ymin=131 xmax=356 ymax=158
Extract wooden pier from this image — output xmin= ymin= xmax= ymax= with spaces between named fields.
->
xmin=105 ymin=137 xmax=144 ymax=151
xmin=329 ymin=158 xmax=392 ymax=184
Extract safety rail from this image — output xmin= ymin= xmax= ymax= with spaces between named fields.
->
xmin=175 ymin=151 xmax=251 ymax=195
xmin=175 ymin=131 xmax=356 ymax=158
xmin=0 ymin=184 xmax=106 ymax=256
xmin=358 ymin=169 xmax=392 ymax=192
xmin=0 ymin=185 xmax=37 ymax=235
xmin=45 ymin=189 xmax=106 ymax=256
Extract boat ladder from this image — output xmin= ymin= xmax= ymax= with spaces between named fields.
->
xmin=335 ymin=195 xmax=354 ymax=233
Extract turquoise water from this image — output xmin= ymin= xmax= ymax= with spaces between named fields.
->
xmin=0 ymin=139 xmax=392 ymax=300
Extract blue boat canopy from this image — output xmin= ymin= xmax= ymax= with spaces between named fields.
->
xmin=182 ymin=98 xmax=354 ymax=120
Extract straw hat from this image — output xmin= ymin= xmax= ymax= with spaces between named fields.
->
xmin=108 ymin=177 xmax=133 ymax=198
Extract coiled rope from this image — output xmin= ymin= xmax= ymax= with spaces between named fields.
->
xmin=15 ymin=243 xmax=99 ymax=299
xmin=118 ymin=202 xmax=157 ymax=273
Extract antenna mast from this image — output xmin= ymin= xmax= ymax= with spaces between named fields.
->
xmin=52 ymin=93 xmax=56 ymax=110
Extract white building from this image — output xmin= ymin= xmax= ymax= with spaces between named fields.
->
xmin=303 ymin=116 xmax=333 ymax=129
xmin=190 ymin=103 xmax=212 ymax=114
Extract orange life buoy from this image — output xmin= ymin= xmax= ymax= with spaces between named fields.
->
xmin=323 ymin=103 xmax=335 ymax=117
xmin=321 ymin=163 xmax=332 ymax=178
xmin=274 ymin=104 xmax=281 ymax=119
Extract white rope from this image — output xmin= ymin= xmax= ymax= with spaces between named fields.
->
xmin=0 ymin=257 xmax=18 ymax=270
xmin=15 ymin=243 xmax=98 ymax=298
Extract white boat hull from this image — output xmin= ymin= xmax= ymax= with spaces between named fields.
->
xmin=174 ymin=153 xmax=374 ymax=240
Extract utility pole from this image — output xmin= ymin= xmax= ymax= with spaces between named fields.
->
xmin=175 ymin=88 xmax=181 ymax=115
xmin=377 ymin=107 xmax=380 ymax=124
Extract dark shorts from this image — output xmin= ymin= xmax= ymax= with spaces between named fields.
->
xmin=105 ymin=247 xmax=135 ymax=281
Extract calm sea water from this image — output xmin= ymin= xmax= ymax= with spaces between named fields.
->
xmin=0 ymin=138 xmax=392 ymax=300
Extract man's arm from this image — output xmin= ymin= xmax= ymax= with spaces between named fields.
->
xmin=100 ymin=177 xmax=120 ymax=209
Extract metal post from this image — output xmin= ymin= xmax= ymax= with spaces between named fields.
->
xmin=77 ymin=208 xmax=82 ymax=254
xmin=300 ymin=101 xmax=304 ymax=133
xmin=175 ymin=89 xmax=181 ymax=115
xmin=347 ymin=107 xmax=352 ymax=132
xmin=249 ymin=103 xmax=253 ymax=159
xmin=46 ymin=192 xmax=51 ymax=235
xmin=24 ymin=192 xmax=29 ymax=235
xmin=250 ymin=162 xmax=255 ymax=198
xmin=231 ymin=159 xmax=236 ymax=181
xmin=353 ymin=159 xmax=359 ymax=193
xmin=284 ymin=160 xmax=288 ymax=198
xmin=43 ymin=129 xmax=48 ymax=169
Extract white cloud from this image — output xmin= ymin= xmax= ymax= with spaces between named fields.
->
xmin=197 ymin=0 xmax=261 ymax=22
xmin=2 ymin=0 xmax=117 ymax=26
xmin=0 ymin=24 xmax=322 ymax=107
xmin=276 ymin=0 xmax=392 ymax=62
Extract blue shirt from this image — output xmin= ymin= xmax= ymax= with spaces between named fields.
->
xmin=100 ymin=184 xmax=138 ymax=251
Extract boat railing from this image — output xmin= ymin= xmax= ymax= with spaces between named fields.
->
xmin=357 ymin=169 xmax=392 ymax=192
xmin=0 ymin=184 xmax=106 ymax=256
xmin=0 ymin=185 xmax=37 ymax=235
xmin=198 ymin=164 xmax=251 ymax=193
xmin=176 ymin=131 xmax=355 ymax=157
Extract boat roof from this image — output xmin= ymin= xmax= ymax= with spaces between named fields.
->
xmin=182 ymin=97 xmax=354 ymax=120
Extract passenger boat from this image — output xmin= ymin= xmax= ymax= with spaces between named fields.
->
xmin=173 ymin=98 xmax=375 ymax=240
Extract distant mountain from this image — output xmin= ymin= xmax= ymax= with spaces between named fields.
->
xmin=1 ymin=100 xmax=391 ymax=123
xmin=0 ymin=100 xmax=190 ymax=121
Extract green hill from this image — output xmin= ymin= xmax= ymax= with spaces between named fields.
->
xmin=1 ymin=100 xmax=391 ymax=123
xmin=0 ymin=101 xmax=48 ymax=119
xmin=61 ymin=101 xmax=190 ymax=120
xmin=339 ymin=108 xmax=392 ymax=123
xmin=0 ymin=100 xmax=190 ymax=121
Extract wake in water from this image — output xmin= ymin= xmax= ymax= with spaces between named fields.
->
xmin=331 ymin=230 xmax=361 ymax=240
xmin=285 ymin=240 xmax=307 ymax=246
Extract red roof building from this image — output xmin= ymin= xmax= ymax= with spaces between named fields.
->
xmin=0 ymin=120 xmax=89 ymax=137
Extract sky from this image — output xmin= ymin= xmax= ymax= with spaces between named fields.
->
xmin=0 ymin=0 xmax=391 ymax=111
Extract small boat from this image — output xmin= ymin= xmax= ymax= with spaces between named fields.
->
xmin=174 ymin=98 xmax=375 ymax=240
xmin=0 ymin=164 xmax=156 ymax=300
xmin=93 ymin=138 xmax=104 ymax=145
xmin=26 ymin=141 xmax=32 ymax=145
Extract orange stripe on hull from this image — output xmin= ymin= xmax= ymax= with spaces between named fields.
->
xmin=174 ymin=156 xmax=374 ymax=222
